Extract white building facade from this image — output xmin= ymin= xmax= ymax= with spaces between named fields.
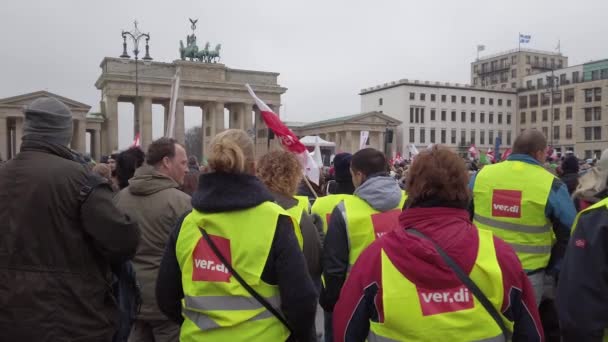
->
xmin=361 ymin=80 xmax=517 ymax=157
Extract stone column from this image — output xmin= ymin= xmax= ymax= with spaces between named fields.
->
xmin=15 ymin=117 xmax=23 ymax=154
xmin=0 ymin=117 xmax=7 ymax=161
xmin=175 ymin=100 xmax=185 ymax=144
xmin=228 ymin=104 xmax=240 ymax=130
xmin=139 ymin=97 xmax=153 ymax=151
xmin=75 ymin=119 xmax=87 ymax=154
xmin=164 ymin=103 xmax=170 ymax=136
xmin=93 ymin=129 xmax=102 ymax=162
xmin=103 ymin=96 xmax=119 ymax=155
xmin=243 ymin=103 xmax=254 ymax=132
xmin=344 ymin=131 xmax=353 ymax=153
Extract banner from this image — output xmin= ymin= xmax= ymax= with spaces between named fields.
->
xmin=359 ymin=131 xmax=369 ymax=150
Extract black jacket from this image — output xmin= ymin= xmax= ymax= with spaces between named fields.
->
xmin=0 ymin=137 xmax=140 ymax=341
xmin=557 ymin=204 xmax=608 ymax=341
xmin=156 ymin=172 xmax=318 ymax=341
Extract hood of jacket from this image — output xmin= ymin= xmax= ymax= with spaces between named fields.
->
xmin=192 ymin=172 xmax=274 ymax=213
xmin=127 ymin=164 xmax=180 ymax=196
xmin=354 ymin=175 xmax=402 ymax=211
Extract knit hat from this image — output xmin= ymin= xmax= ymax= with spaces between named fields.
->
xmin=23 ymin=97 xmax=73 ymax=146
xmin=561 ymin=155 xmax=579 ymax=174
xmin=333 ymin=153 xmax=353 ymax=182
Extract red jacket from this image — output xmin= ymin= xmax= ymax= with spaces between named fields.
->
xmin=333 ymin=206 xmax=543 ymax=342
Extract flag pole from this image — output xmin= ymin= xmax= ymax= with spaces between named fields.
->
xmin=518 ymin=32 xmax=521 ymax=51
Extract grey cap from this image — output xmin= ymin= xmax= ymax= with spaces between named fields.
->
xmin=23 ymin=97 xmax=73 ymax=146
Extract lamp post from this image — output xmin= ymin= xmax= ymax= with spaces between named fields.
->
xmin=545 ymin=69 xmax=560 ymax=148
xmin=120 ymin=20 xmax=152 ymax=138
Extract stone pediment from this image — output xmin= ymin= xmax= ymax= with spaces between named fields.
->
xmin=0 ymin=90 xmax=91 ymax=112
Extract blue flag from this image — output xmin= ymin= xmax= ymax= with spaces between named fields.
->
xmin=519 ymin=34 xmax=531 ymax=43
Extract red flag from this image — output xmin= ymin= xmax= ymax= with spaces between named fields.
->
xmin=245 ymin=84 xmax=320 ymax=185
xmin=486 ymin=148 xmax=495 ymax=163
xmin=132 ymin=133 xmax=141 ymax=147
xmin=468 ymin=144 xmax=478 ymax=158
xmin=502 ymin=148 xmax=512 ymax=161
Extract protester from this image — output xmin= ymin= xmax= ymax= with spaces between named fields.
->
xmin=297 ymin=176 xmax=325 ymax=205
xmin=557 ymin=194 xmax=608 ymax=340
xmin=469 ymin=129 xmax=576 ymax=306
xmin=116 ymin=146 xmax=145 ymax=189
xmin=181 ymin=155 xmax=201 ymax=196
xmin=321 ymin=148 xmax=406 ymax=340
xmin=572 ymin=149 xmax=608 ymax=211
xmin=92 ymin=163 xmax=117 ymax=192
xmin=0 ymin=97 xmax=140 ymax=341
xmin=156 ymin=129 xmax=317 ymax=341
xmin=333 ymin=145 xmax=543 ymax=341
xmin=257 ymin=150 xmax=323 ymax=285
xmin=559 ymin=154 xmax=580 ymax=195
xmin=115 ymin=137 xmax=191 ymax=342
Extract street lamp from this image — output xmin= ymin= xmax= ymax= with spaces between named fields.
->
xmin=545 ymin=70 xmax=560 ymax=148
xmin=120 ymin=20 xmax=152 ymax=138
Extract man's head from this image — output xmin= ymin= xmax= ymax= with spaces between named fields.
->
xmin=512 ymin=129 xmax=548 ymax=163
xmin=23 ymin=97 xmax=73 ymax=146
xmin=146 ymin=137 xmax=188 ymax=185
xmin=350 ymin=148 xmax=388 ymax=188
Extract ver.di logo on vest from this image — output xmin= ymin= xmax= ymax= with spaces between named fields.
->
xmin=492 ymin=189 xmax=523 ymax=218
xmin=417 ymin=285 xmax=474 ymax=316
xmin=371 ymin=209 xmax=401 ymax=238
xmin=192 ymin=234 xmax=232 ymax=283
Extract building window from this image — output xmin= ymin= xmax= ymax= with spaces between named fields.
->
xmin=421 ymin=108 xmax=425 ymax=123
xmin=541 ymin=93 xmax=550 ymax=106
xmin=511 ymin=82 xmax=517 ymax=89
xmin=520 ymin=112 xmax=526 ymax=124
xmin=542 ymin=127 xmax=548 ymax=138
xmin=410 ymin=92 xmax=415 ymax=100
xmin=512 ymin=55 xmax=517 ymax=64
xmin=560 ymin=74 xmax=567 ymax=85
xmin=526 ymin=80 xmax=533 ymax=89
xmin=554 ymin=108 xmax=560 ymax=121
xmin=573 ymin=71 xmax=579 ymax=83
xmin=420 ymin=128 xmax=425 ymax=143
xmin=489 ymin=98 xmax=494 ymax=106
xmin=553 ymin=126 xmax=560 ymax=140
xmin=489 ymin=131 xmax=494 ymax=145
xmin=537 ymin=78 xmax=544 ymax=89
xmin=553 ymin=91 xmax=562 ymax=104
xmin=530 ymin=94 xmax=538 ymax=107
xmin=498 ymin=99 xmax=503 ymax=106
xmin=378 ymin=98 xmax=383 ymax=106
xmin=585 ymin=108 xmax=593 ymax=121
xmin=592 ymin=70 xmax=600 ymax=81
xmin=441 ymin=94 xmax=447 ymax=103
xmin=595 ymin=107 xmax=602 ymax=121
xmin=511 ymin=69 xmax=517 ymax=78
xmin=585 ymin=150 xmax=592 ymax=159
xmin=507 ymin=99 xmax=512 ymax=107
xmin=542 ymin=109 xmax=548 ymax=122
xmin=498 ymin=130 xmax=503 ymax=142
xmin=565 ymin=88 xmax=575 ymax=102
xmin=584 ymin=127 xmax=592 ymax=141
xmin=409 ymin=128 xmax=415 ymax=143
xmin=451 ymin=111 xmax=456 ymax=122
xmin=480 ymin=97 xmax=485 ymax=105
xmin=526 ymin=55 xmax=531 ymax=64
xmin=460 ymin=130 xmax=466 ymax=145
xmin=430 ymin=109 xmax=436 ymax=121
xmin=595 ymin=126 xmax=602 ymax=140
xmin=507 ymin=114 xmax=512 ymax=125
xmin=420 ymin=93 xmax=426 ymax=101
xmin=430 ymin=128 xmax=436 ymax=143
xmin=461 ymin=96 xmax=466 ymax=104
xmin=471 ymin=112 xmax=476 ymax=123
xmin=461 ymin=111 xmax=466 ymax=123
xmin=480 ymin=130 xmax=485 ymax=145
xmin=595 ymin=88 xmax=602 ymax=101
xmin=451 ymin=95 xmax=457 ymax=103
xmin=585 ymin=89 xmax=593 ymax=102
xmin=531 ymin=111 xmax=537 ymax=123
xmin=566 ymin=125 xmax=573 ymax=139
xmin=441 ymin=129 xmax=446 ymax=144
xmin=602 ymin=69 xmax=608 ymax=79
xmin=431 ymin=94 xmax=436 ymax=102
xmin=471 ymin=97 xmax=476 ymax=104
xmin=489 ymin=112 xmax=494 ymax=124
xmin=480 ymin=112 xmax=485 ymax=123
xmin=507 ymin=131 xmax=512 ymax=145
xmin=498 ymin=113 xmax=503 ymax=124
xmin=441 ymin=110 xmax=446 ymax=121
xmin=566 ymin=106 xmax=573 ymax=120
xmin=450 ymin=129 xmax=456 ymax=144
xmin=526 ymin=68 xmax=531 ymax=75
xmin=415 ymin=108 xmax=419 ymax=123
xmin=519 ymin=96 xmax=528 ymax=109
xmin=470 ymin=130 xmax=476 ymax=145
xmin=410 ymin=107 xmax=414 ymax=123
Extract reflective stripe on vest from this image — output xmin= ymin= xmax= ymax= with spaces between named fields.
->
xmin=175 ymin=202 xmax=290 ymax=341
xmin=369 ymin=229 xmax=513 ymax=341
xmin=311 ymin=194 xmax=351 ymax=233
xmin=473 ymin=160 xmax=554 ymax=271
xmin=339 ymin=191 xmax=407 ymax=269
xmin=572 ymin=197 xmax=608 ymax=232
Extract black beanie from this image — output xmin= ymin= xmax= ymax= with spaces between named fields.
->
xmin=561 ymin=155 xmax=579 ymax=174
xmin=23 ymin=97 xmax=73 ymax=146
xmin=334 ymin=153 xmax=353 ymax=182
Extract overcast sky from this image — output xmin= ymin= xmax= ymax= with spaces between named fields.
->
xmin=1 ymin=0 xmax=606 ymax=149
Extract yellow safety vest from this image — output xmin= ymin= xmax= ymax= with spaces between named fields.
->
xmin=369 ymin=229 xmax=512 ymax=341
xmin=294 ymin=195 xmax=311 ymax=214
xmin=175 ymin=202 xmax=291 ymax=342
xmin=338 ymin=191 xmax=407 ymax=269
xmin=473 ymin=160 xmax=554 ymax=272
xmin=284 ymin=197 xmax=306 ymax=250
xmin=311 ymin=194 xmax=351 ymax=233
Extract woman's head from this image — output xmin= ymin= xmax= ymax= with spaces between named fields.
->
xmin=406 ymin=145 xmax=470 ymax=207
xmin=208 ymin=129 xmax=255 ymax=174
xmin=256 ymin=150 xmax=302 ymax=197
xmin=116 ymin=147 xmax=145 ymax=189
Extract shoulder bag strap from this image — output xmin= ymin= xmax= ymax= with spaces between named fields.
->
xmin=407 ymin=228 xmax=511 ymax=340
xmin=198 ymin=227 xmax=294 ymax=335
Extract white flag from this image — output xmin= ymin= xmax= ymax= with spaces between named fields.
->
xmin=166 ymin=67 xmax=182 ymax=138
xmin=359 ymin=131 xmax=369 ymax=150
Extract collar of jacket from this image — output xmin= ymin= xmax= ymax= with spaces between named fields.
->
xmin=20 ymin=135 xmax=80 ymax=162
xmin=507 ymin=153 xmax=541 ymax=166
xmin=192 ymin=172 xmax=274 ymax=213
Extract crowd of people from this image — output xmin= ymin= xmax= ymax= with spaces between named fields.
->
xmin=3 ymin=97 xmax=608 ymax=341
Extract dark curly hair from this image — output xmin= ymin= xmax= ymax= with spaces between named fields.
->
xmin=256 ymin=150 xmax=302 ymax=197
xmin=116 ymin=146 xmax=145 ymax=189
xmin=406 ymin=145 xmax=470 ymax=207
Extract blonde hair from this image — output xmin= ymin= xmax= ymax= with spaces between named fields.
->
xmin=208 ymin=129 xmax=254 ymax=174
xmin=257 ymin=150 xmax=303 ymax=196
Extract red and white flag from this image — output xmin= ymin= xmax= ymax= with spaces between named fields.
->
xmin=245 ymin=84 xmax=320 ymax=185
xmin=486 ymin=148 xmax=495 ymax=163
xmin=468 ymin=144 xmax=478 ymax=159
xmin=132 ymin=133 xmax=141 ymax=147
xmin=502 ymin=148 xmax=512 ymax=161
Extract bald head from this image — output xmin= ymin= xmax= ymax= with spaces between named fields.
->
xmin=512 ymin=129 xmax=547 ymax=162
